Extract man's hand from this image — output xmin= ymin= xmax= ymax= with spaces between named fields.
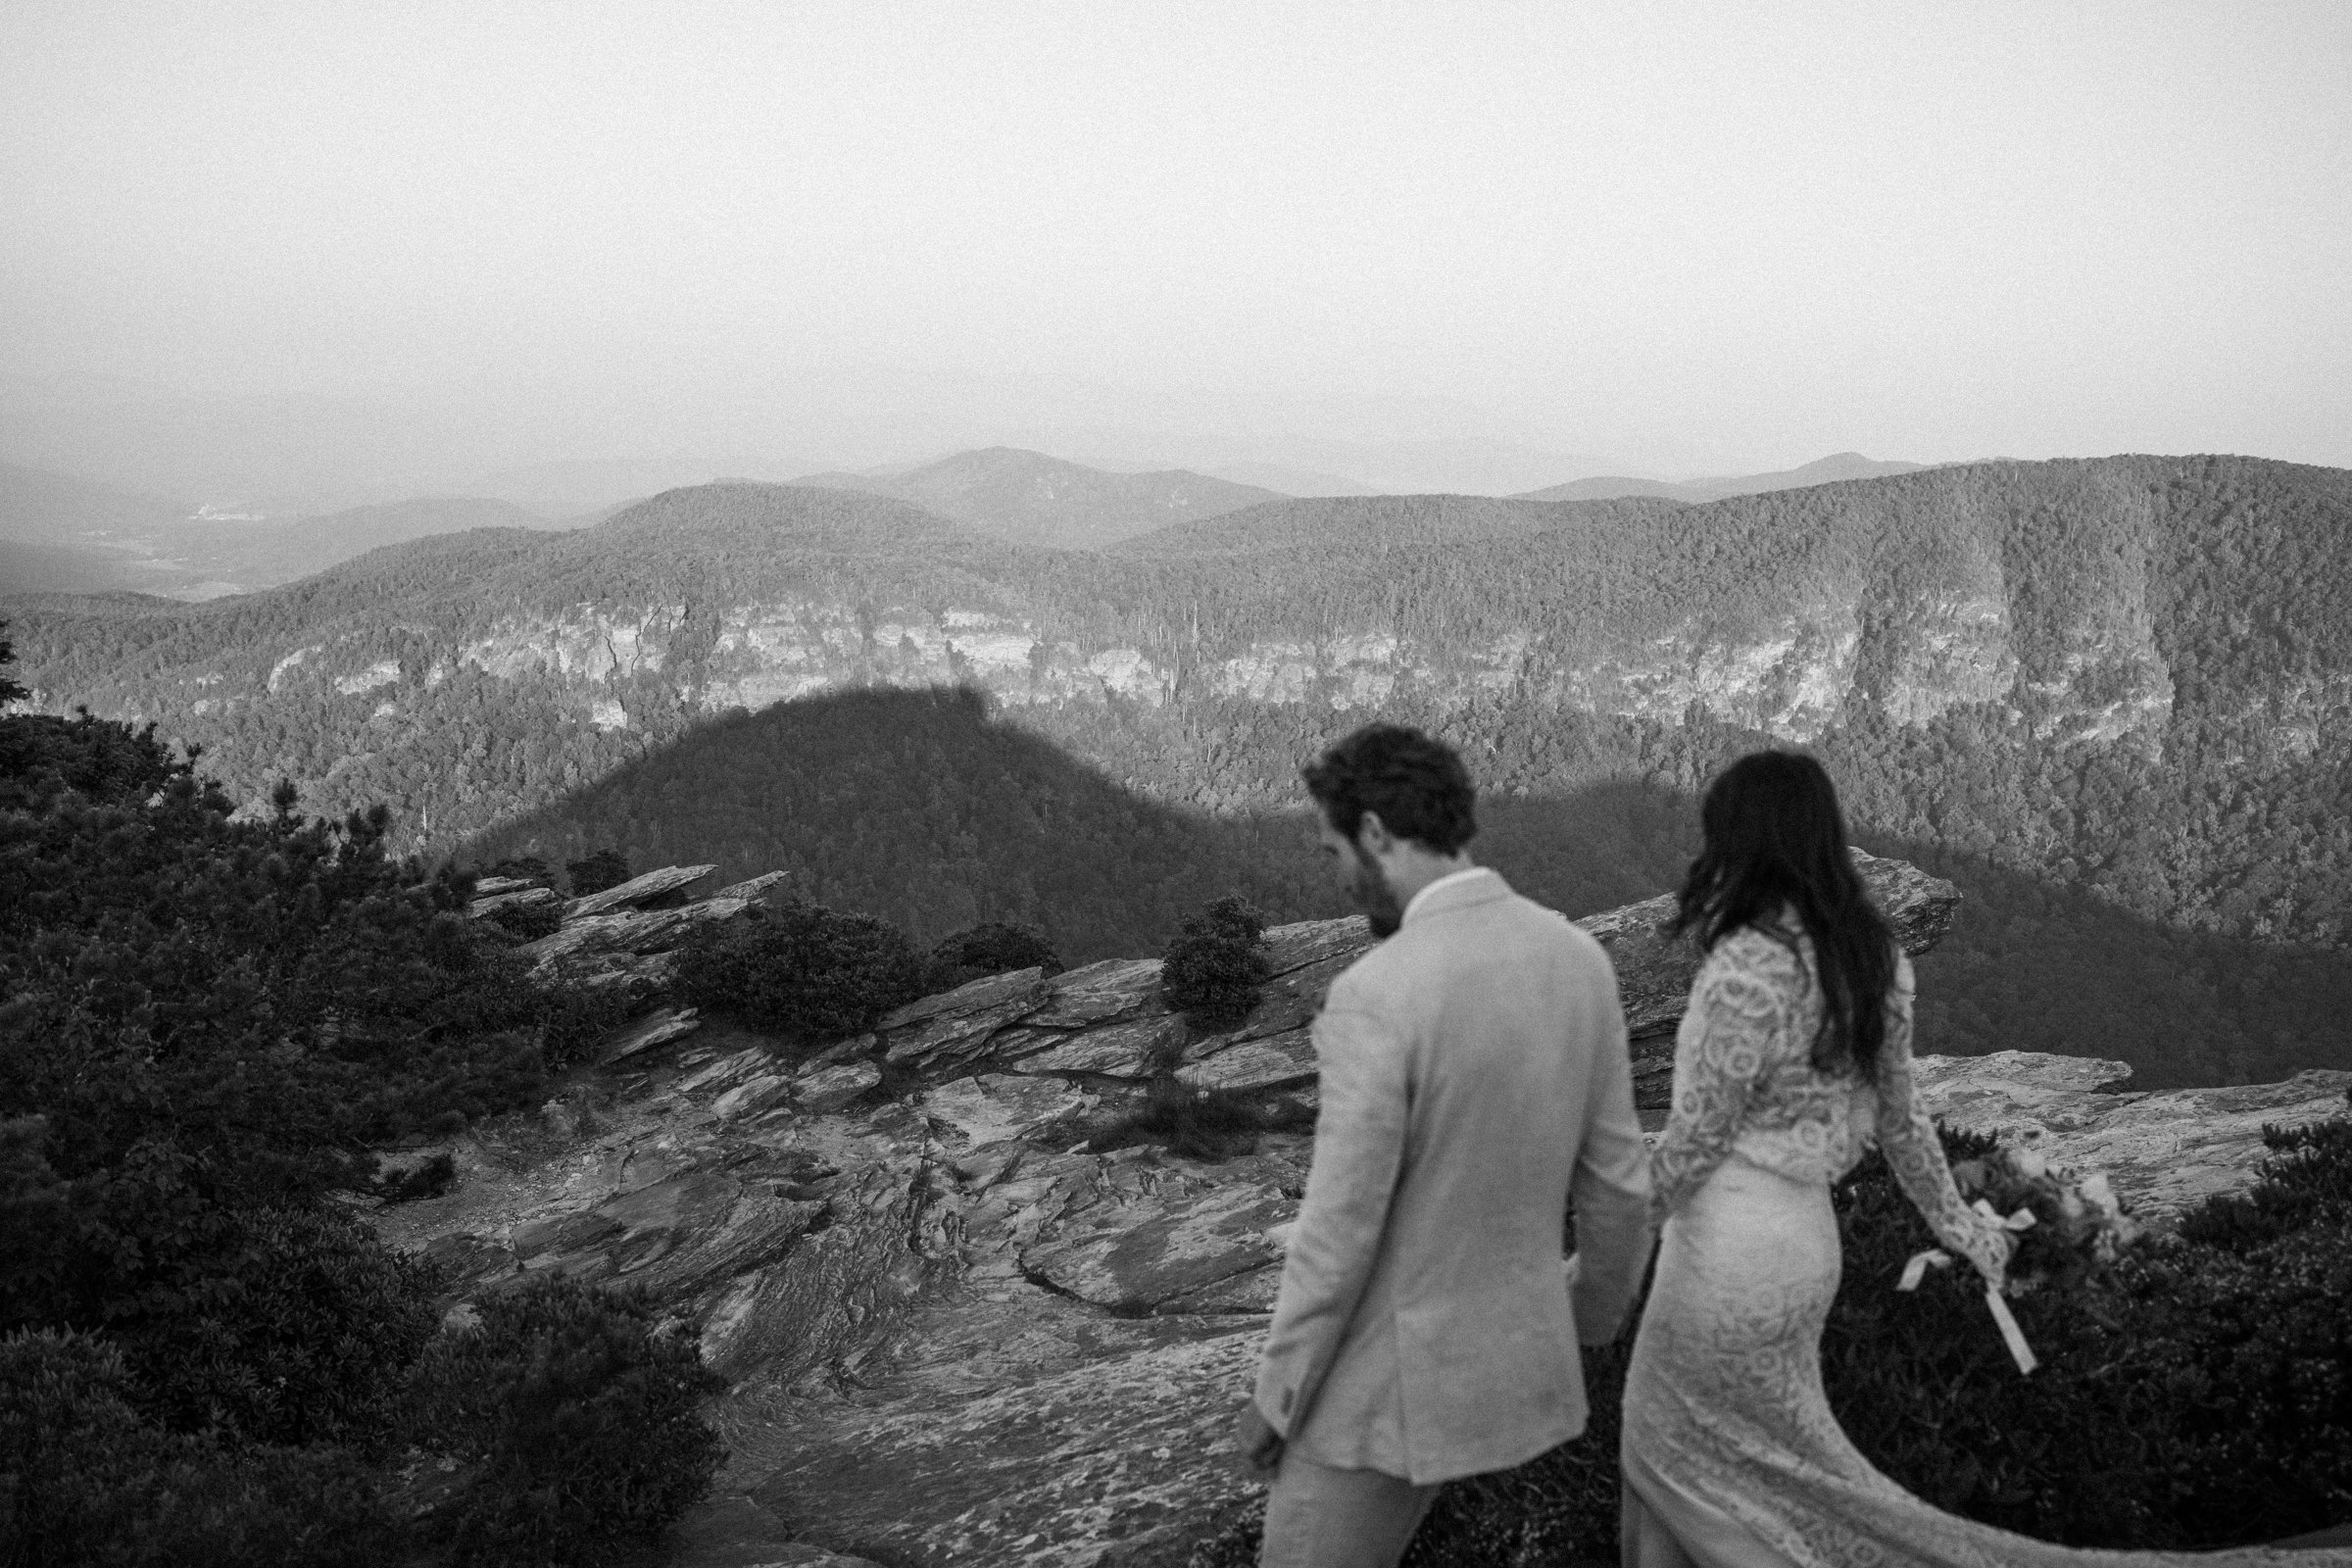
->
xmin=1234 ymin=1396 xmax=1285 ymax=1476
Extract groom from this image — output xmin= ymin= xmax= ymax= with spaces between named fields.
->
xmin=1237 ymin=723 xmax=1654 ymax=1568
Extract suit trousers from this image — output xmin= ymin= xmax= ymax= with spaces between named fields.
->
xmin=1259 ymin=1450 xmax=1440 ymax=1568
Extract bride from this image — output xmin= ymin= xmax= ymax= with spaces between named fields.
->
xmin=1621 ymin=751 xmax=2328 ymax=1567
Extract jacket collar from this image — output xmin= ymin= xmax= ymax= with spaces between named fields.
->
xmin=1400 ymin=865 xmax=1510 ymax=928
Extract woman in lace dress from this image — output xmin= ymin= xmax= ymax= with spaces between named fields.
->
xmin=1620 ymin=751 xmax=2326 ymax=1568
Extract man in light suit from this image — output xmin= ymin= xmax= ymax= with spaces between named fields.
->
xmin=1237 ymin=723 xmax=1655 ymax=1568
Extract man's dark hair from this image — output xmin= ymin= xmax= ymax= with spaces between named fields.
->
xmin=1300 ymin=723 xmax=1477 ymax=854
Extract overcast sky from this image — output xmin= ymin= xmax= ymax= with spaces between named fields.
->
xmin=4 ymin=0 xmax=2348 ymax=494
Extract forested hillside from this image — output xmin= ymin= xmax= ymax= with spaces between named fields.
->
xmin=5 ymin=455 xmax=2349 ymax=948
xmin=463 ymin=683 xmax=2352 ymax=1090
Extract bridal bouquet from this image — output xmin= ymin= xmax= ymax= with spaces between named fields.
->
xmin=1897 ymin=1146 xmax=2140 ymax=1374
xmin=1947 ymin=1145 xmax=2142 ymax=1294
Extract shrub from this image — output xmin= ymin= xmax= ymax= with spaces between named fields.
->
xmin=485 ymin=856 xmax=554 ymax=886
xmin=565 ymin=850 xmax=631 ymax=897
xmin=115 ymin=1203 xmax=443 ymax=1448
xmin=1161 ymin=896 xmax=1271 ymax=1030
xmin=1082 ymin=1082 xmax=1310 ymax=1161
xmin=672 ymin=898 xmax=925 ymax=1046
xmin=374 ymin=1152 xmax=459 ymax=1205
xmin=0 ymin=1329 xmax=404 ymax=1568
xmin=925 ymin=921 xmax=1062 ymax=993
xmin=481 ymin=898 xmax=564 ymax=945
xmin=407 ymin=1276 xmax=724 ymax=1566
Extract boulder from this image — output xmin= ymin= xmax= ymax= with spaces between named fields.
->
xmin=564 ymin=863 xmax=717 ymax=920
xmin=470 ymin=874 xmax=540 ymax=897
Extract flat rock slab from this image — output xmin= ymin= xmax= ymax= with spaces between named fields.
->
xmin=1028 ymin=958 xmax=1163 ymax=1028
xmin=795 ymin=1060 xmax=883 ymax=1114
xmin=596 ymin=1005 xmax=701 ymax=1065
xmin=565 ymin=863 xmax=717 ymax=919
xmin=1020 ymin=1183 xmax=1294 ymax=1313
xmin=1916 ymin=1053 xmax=2352 ymax=1224
xmin=710 ymin=870 xmax=790 ymax=904
xmin=883 ymin=986 xmax=1053 ymax=1072
xmin=749 ymin=1322 xmax=1264 ymax=1568
xmin=469 ymin=885 xmax=561 ymax=919
xmin=1009 ymin=1013 xmax=1188 ymax=1079
xmin=1176 ymin=1030 xmax=1316 ymax=1095
xmin=881 ymin=967 xmax=1052 ymax=1032
xmin=1260 ymin=916 xmax=1375 ymax=978
xmin=921 ymin=1075 xmax=1096 ymax=1149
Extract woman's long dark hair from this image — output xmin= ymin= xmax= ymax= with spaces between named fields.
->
xmin=1672 ymin=751 xmax=1895 ymax=1075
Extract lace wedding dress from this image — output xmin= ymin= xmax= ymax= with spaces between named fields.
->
xmin=1621 ymin=924 xmax=2336 ymax=1567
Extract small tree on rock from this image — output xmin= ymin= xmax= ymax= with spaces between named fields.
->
xmin=1161 ymin=896 xmax=1270 ymax=1031
xmin=673 ymin=899 xmax=925 ymax=1047
xmin=925 ymin=922 xmax=1061 ymax=993
xmin=565 ymin=850 xmax=631 ymax=897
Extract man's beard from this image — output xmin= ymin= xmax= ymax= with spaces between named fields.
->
xmin=1349 ymin=847 xmax=1404 ymax=938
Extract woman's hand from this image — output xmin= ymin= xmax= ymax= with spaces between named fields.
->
xmin=1961 ymin=1220 xmax=2017 ymax=1292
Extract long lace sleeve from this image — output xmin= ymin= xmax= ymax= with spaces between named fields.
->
xmin=1871 ymin=953 xmax=2011 ymax=1285
xmin=1647 ymin=947 xmax=1788 ymax=1227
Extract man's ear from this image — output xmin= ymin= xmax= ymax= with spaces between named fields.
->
xmin=1353 ymin=809 xmax=1396 ymax=858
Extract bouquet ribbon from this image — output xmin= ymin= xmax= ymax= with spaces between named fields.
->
xmin=1897 ymin=1200 xmax=2041 ymax=1375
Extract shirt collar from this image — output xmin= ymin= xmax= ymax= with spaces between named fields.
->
xmin=1400 ymin=865 xmax=1490 ymax=927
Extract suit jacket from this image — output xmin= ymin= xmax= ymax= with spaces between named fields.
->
xmin=1251 ymin=867 xmax=1654 ymax=1485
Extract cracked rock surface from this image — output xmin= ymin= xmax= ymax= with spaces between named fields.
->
xmin=379 ymin=854 xmax=2345 ymax=1566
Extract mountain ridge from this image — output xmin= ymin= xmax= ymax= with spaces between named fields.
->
xmin=787 ymin=446 xmax=1284 ymax=551
xmin=1517 ymin=450 xmax=1935 ymax=503
xmin=7 ymin=453 xmax=2349 ymax=948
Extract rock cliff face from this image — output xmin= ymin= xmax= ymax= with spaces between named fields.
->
xmin=375 ymin=855 xmax=2350 ymax=1567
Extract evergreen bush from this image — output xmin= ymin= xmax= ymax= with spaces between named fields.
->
xmin=925 ymin=920 xmax=1062 ymax=993
xmin=564 ymin=850 xmax=631 ymax=897
xmin=116 ymin=1204 xmax=442 ymax=1448
xmin=406 ymin=1276 xmax=724 ymax=1566
xmin=0 ymin=1329 xmax=404 ymax=1568
xmin=672 ymin=899 xmax=925 ymax=1045
xmin=1161 ymin=896 xmax=1271 ymax=1030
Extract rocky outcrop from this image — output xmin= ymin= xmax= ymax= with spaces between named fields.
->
xmin=1913 ymin=1052 xmax=2352 ymax=1223
xmin=376 ymin=855 xmax=2349 ymax=1567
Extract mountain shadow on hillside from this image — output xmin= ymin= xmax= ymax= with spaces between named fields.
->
xmin=460 ymin=687 xmax=2352 ymax=1090
xmin=460 ymin=685 xmax=1349 ymax=959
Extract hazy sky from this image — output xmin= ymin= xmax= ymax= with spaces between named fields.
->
xmin=4 ymin=0 xmax=2349 ymax=495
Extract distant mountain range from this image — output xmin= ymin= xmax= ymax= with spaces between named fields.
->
xmin=1517 ymin=452 xmax=1934 ymax=503
xmin=787 ymin=446 xmax=1285 ymax=550
xmin=0 ymin=462 xmax=582 ymax=597
xmin=8 ymin=454 xmax=2350 ymax=956
xmin=0 ymin=447 xmax=1972 ymax=596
